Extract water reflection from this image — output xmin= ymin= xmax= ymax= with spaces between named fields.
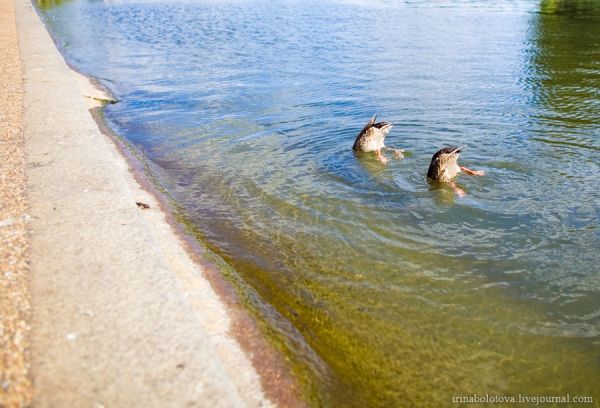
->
xmin=540 ymin=0 xmax=600 ymax=15
xmin=528 ymin=0 xmax=600 ymax=131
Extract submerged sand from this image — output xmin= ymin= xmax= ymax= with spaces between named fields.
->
xmin=0 ymin=0 xmax=299 ymax=406
xmin=0 ymin=0 xmax=31 ymax=405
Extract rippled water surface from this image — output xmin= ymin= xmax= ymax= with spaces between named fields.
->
xmin=38 ymin=0 xmax=599 ymax=405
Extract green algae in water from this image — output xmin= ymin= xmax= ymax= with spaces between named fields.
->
xmin=36 ymin=0 xmax=72 ymax=11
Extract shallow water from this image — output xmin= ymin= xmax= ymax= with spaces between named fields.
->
xmin=38 ymin=0 xmax=599 ymax=406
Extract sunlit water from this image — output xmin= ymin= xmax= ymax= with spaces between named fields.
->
xmin=38 ymin=0 xmax=599 ymax=405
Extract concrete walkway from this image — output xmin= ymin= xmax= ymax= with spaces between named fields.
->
xmin=0 ymin=0 xmax=31 ymax=404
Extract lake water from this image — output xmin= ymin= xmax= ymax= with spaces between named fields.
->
xmin=37 ymin=0 xmax=599 ymax=406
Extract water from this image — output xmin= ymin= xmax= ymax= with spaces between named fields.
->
xmin=38 ymin=0 xmax=600 ymax=406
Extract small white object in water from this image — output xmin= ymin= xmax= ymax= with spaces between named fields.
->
xmin=66 ymin=332 xmax=77 ymax=341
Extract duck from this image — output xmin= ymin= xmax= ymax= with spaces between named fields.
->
xmin=427 ymin=146 xmax=485 ymax=196
xmin=353 ymin=115 xmax=403 ymax=164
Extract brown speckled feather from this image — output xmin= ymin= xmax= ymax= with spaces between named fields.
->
xmin=353 ymin=115 xmax=393 ymax=152
xmin=427 ymin=146 xmax=464 ymax=182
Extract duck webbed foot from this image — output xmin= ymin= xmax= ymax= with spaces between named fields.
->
xmin=376 ymin=149 xmax=389 ymax=164
xmin=460 ymin=166 xmax=485 ymax=176
xmin=382 ymin=147 xmax=404 ymax=159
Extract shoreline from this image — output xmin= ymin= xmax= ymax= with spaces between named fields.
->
xmin=11 ymin=0 xmax=303 ymax=405
xmin=88 ymin=106 xmax=305 ymax=408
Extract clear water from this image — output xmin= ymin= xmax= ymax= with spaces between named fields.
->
xmin=38 ymin=0 xmax=599 ymax=406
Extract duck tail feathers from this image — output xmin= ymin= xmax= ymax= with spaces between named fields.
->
xmin=359 ymin=114 xmax=377 ymax=134
xmin=379 ymin=122 xmax=393 ymax=133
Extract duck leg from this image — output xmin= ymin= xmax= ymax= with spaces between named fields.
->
xmin=376 ymin=149 xmax=388 ymax=164
xmin=449 ymin=181 xmax=466 ymax=197
xmin=460 ymin=166 xmax=485 ymax=176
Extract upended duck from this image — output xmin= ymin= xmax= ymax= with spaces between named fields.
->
xmin=427 ymin=146 xmax=485 ymax=196
xmin=353 ymin=115 xmax=404 ymax=164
